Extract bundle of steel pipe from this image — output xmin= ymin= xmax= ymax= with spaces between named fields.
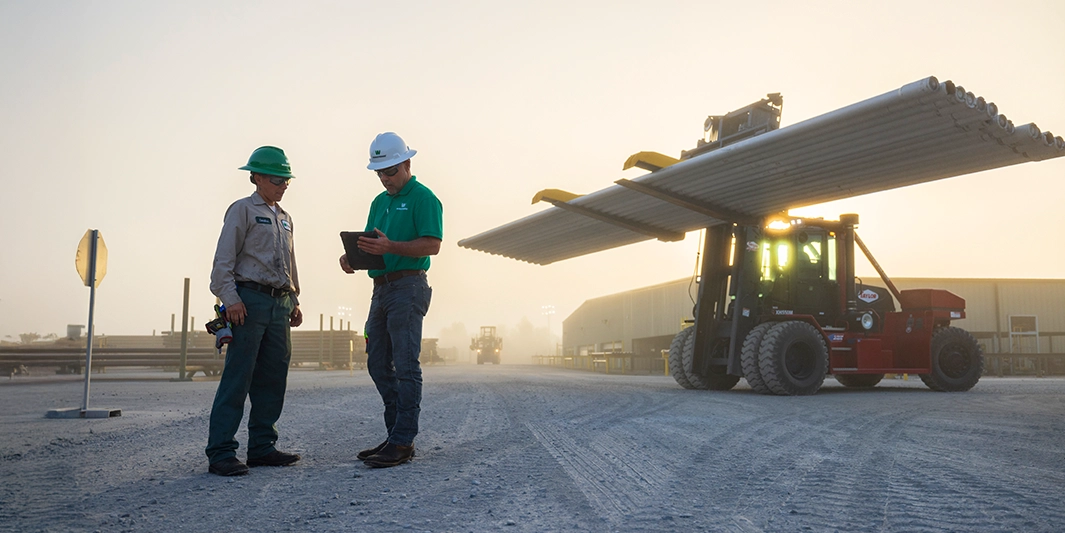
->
xmin=458 ymin=76 xmax=1063 ymax=264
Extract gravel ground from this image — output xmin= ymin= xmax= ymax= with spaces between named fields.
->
xmin=1 ymin=365 xmax=1063 ymax=533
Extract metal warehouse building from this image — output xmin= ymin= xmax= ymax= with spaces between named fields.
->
xmin=561 ymin=278 xmax=1065 ymax=373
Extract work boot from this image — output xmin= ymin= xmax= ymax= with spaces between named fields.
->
xmin=363 ymin=442 xmax=415 ymax=468
xmin=247 ymin=450 xmax=301 ymax=467
xmin=357 ymin=440 xmax=415 ymax=461
xmin=209 ymin=457 xmax=249 ymax=476
xmin=357 ymin=441 xmax=387 ymax=461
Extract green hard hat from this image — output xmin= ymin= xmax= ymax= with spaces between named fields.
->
xmin=238 ymin=146 xmax=295 ymax=178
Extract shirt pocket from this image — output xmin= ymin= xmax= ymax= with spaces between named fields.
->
xmin=249 ymin=215 xmax=276 ymax=245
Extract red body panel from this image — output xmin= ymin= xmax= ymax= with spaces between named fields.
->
xmin=828 ymin=310 xmax=955 ymax=374
xmin=828 ymin=289 xmax=966 ymax=374
xmin=898 ymin=289 xmax=966 ymax=317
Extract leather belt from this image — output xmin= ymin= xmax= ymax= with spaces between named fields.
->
xmin=236 ymin=281 xmax=291 ymax=298
xmin=373 ymin=269 xmax=425 ymax=287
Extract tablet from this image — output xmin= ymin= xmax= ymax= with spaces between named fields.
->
xmin=340 ymin=231 xmax=386 ymax=271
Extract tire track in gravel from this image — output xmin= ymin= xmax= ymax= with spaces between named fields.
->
xmin=0 ymin=408 xmax=213 ymax=532
xmin=759 ymin=408 xmax=923 ymax=532
xmin=442 ymin=375 xmax=514 ymax=447
xmin=525 ymin=421 xmax=671 ymax=526
xmin=619 ymin=391 xmax=932 ymax=531
xmin=877 ymin=412 xmax=1065 ymax=533
xmin=479 ymin=371 xmax=688 ymax=527
xmin=345 ymin=369 xmax=621 ymax=533
xmin=412 ymin=369 xmax=688 ymax=529
xmin=0 ymin=436 xmax=94 ymax=530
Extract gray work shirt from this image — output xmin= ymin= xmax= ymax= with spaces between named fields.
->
xmin=210 ymin=192 xmax=300 ymax=308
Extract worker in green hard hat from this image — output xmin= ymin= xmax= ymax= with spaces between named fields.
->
xmin=205 ymin=145 xmax=304 ymax=476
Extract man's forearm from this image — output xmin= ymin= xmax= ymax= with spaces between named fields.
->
xmin=390 ymin=236 xmax=441 ymax=258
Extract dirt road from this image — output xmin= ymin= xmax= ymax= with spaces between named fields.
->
xmin=1 ymin=365 xmax=1062 ymax=532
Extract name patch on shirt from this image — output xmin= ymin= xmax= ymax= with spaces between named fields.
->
xmin=255 ymin=216 xmax=272 ymax=225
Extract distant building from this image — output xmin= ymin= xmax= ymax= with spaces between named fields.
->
xmin=562 ymin=278 xmax=1065 ymax=359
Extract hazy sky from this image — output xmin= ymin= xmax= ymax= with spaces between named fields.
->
xmin=2 ymin=0 xmax=1063 ymax=347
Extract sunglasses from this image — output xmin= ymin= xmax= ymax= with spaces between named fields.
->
xmin=376 ymin=165 xmax=401 ymax=177
xmin=266 ymin=176 xmax=292 ymax=186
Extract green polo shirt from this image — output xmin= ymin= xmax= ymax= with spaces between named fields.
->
xmin=365 ymin=175 xmax=443 ymax=278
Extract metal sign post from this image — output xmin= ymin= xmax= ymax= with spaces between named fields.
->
xmin=47 ymin=229 xmax=121 ymax=419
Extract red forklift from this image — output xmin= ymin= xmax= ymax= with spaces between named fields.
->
xmin=670 ymin=213 xmax=984 ymax=395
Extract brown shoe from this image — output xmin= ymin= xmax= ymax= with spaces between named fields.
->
xmin=209 ymin=457 xmax=249 ymax=476
xmin=357 ymin=440 xmax=415 ymax=461
xmin=363 ymin=442 xmax=415 ymax=468
xmin=247 ymin=450 xmax=301 ymax=467
xmin=357 ymin=441 xmax=387 ymax=461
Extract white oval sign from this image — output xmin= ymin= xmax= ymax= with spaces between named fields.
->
xmin=858 ymin=289 xmax=879 ymax=303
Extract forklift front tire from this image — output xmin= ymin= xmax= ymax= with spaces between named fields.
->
xmin=758 ymin=321 xmax=829 ymax=396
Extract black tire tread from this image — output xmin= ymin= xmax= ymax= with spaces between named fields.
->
xmin=919 ymin=327 xmax=983 ymax=392
xmin=758 ymin=321 xmax=828 ymax=396
xmin=680 ymin=328 xmax=710 ymax=390
xmin=669 ymin=328 xmax=696 ymax=389
xmin=741 ymin=323 xmax=775 ymax=394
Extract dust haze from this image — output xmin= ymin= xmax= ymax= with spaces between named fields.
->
xmin=2 ymin=1 xmax=1063 ymax=348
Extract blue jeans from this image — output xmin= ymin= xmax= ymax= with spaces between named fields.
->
xmin=205 ymin=286 xmax=294 ymax=463
xmin=365 ymin=273 xmax=431 ymax=446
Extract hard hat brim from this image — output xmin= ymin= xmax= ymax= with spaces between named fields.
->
xmin=366 ymin=149 xmax=417 ymax=171
xmin=239 ymin=164 xmax=296 ymax=179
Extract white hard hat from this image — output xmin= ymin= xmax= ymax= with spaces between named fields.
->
xmin=367 ymin=132 xmax=417 ymax=170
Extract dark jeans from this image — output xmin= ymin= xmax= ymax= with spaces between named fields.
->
xmin=205 ymin=286 xmax=294 ymax=463
xmin=365 ymin=273 xmax=431 ymax=446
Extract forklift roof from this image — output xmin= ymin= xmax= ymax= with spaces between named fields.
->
xmin=457 ymin=76 xmax=1064 ymax=265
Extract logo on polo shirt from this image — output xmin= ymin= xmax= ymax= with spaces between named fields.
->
xmin=281 ymin=220 xmax=291 ymax=231
xmin=396 ymin=202 xmax=408 ymax=211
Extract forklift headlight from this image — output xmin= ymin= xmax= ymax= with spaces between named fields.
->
xmin=860 ymin=312 xmax=875 ymax=330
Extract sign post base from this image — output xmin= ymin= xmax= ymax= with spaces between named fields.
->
xmin=46 ymin=407 xmax=122 ymax=419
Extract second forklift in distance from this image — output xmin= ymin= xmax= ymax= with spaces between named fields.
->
xmin=471 ymin=326 xmax=503 ymax=365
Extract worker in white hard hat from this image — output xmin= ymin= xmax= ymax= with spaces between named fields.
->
xmin=339 ymin=132 xmax=443 ymax=468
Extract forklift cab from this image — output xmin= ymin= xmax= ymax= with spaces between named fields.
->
xmin=761 ymin=224 xmax=841 ymax=326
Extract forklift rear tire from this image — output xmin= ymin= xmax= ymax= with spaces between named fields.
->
xmin=682 ymin=328 xmax=740 ymax=391
xmin=740 ymin=323 xmax=775 ymax=394
xmin=834 ymin=374 xmax=884 ymax=388
xmin=668 ymin=328 xmax=697 ymax=389
xmin=758 ymin=321 xmax=829 ymax=396
xmin=919 ymin=327 xmax=983 ymax=392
